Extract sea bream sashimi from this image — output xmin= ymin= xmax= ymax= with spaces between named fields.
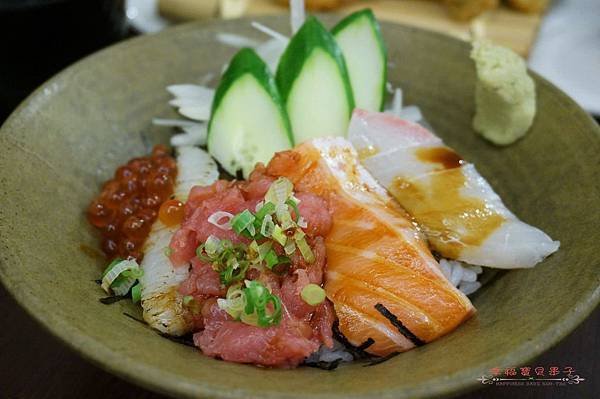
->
xmin=348 ymin=109 xmax=560 ymax=269
xmin=140 ymin=146 xmax=219 ymax=335
xmin=265 ymin=137 xmax=475 ymax=356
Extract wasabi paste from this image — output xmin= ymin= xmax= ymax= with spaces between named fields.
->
xmin=471 ymin=40 xmax=536 ymax=146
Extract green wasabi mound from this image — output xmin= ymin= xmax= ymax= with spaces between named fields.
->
xmin=471 ymin=40 xmax=536 ymax=146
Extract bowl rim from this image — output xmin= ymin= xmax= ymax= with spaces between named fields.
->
xmin=1 ymin=16 xmax=599 ymax=399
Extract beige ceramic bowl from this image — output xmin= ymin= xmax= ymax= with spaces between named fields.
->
xmin=0 ymin=15 xmax=598 ymax=399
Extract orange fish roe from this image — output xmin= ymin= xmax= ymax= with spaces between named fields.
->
xmin=87 ymin=145 xmax=177 ymax=260
xmin=158 ymin=199 xmax=185 ymax=227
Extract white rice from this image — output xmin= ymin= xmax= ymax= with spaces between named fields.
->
xmin=439 ymin=259 xmax=483 ymax=295
xmin=306 ymin=339 xmax=354 ymax=365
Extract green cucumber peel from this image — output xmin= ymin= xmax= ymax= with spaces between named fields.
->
xmin=208 ymin=48 xmax=293 ymax=145
xmin=332 ymin=9 xmax=388 ymax=112
xmin=276 ymin=16 xmax=355 ymax=111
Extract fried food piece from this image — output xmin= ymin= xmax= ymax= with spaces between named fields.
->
xmin=444 ymin=0 xmax=499 ymax=21
xmin=277 ymin=0 xmax=344 ymax=11
xmin=506 ymin=0 xmax=549 ymax=13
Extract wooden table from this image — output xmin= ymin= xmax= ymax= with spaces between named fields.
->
xmin=0 ymin=283 xmax=596 ymax=398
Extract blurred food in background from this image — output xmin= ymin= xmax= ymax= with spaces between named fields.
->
xmin=156 ymin=0 xmax=550 ymax=22
xmin=149 ymin=0 xmax=546 ymax=56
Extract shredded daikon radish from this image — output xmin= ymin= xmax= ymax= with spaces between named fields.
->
xmin=216 ymin=32 xmax=261 ymax=48
xmin=255 ymin=38 xmax=288 ymax=72
xmin=290 ymin=0 xmax=306 ymax=34
xmin=170 ymin=123 xmax=208 ymax=147
xmin=251 ymin=21 xmax=289 ymax=42
xmin=397 ymin=105 xmax=423 ymax=123
xmin=152 ymin=118 xmax=199 ymax=127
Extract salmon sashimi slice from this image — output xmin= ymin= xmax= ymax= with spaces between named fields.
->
xmin=348 ymin=109 xmax=560 ymax=269
xmin=265 ymin=137 xmax=474 ymax=356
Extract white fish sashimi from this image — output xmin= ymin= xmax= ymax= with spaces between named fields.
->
xmin=140 ymin=146 xmax=218 ymax=335
xmin=348 ymin=109 xmax=560 ymax=269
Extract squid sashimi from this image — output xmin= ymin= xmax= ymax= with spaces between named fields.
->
xmin=348 ymin=109 xmax=560 ymax=269
xmin=265 ymin=137 xmax=474 ymax=356
xmin=140 ymin=146 xmax=218 ymax=335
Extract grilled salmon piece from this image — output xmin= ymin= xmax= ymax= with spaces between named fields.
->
xmin=266 ymin=137 xmax=475 ymax=356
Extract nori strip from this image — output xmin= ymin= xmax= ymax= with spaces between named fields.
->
xmin=332 ymin=320 xmax=373 ymax=360
xmin=374 ymin=303 xmax=425 ymax=347
xmin=364 ymin=352 xmax=400 ymax=367
xmin=305 ymin=358 xmax=343 ymax=371
xmin=123 ymin=312 xmax=148 ymax=326
xmin=99 ymin=295 xmax=127 ymax=304
xmin=158 ymin=332 xmax=196 ymax=347
xmin=356 ymin=337 xmax=375 ymax=352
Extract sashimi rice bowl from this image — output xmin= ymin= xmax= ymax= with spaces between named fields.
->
xmin=85 ymin=2 xmax=562 ymax=370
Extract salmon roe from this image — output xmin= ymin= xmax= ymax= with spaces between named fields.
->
xmin=87 ymin=145 xmax=177 ymax=260
xmin=158 ymin=199 xmax=185 ymax=227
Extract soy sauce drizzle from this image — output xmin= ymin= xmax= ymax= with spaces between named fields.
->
xmin=374 ymin=303 xmax=425 ymax=347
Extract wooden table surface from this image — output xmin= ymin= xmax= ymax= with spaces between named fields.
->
xmin=0 ymin=283 xmax=596 ymax=398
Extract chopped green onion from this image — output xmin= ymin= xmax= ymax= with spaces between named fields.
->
xmin=300 ymin=284 xmax=326 ymax=306
xmin=244 ymin=280 xmax=282 ymax=327
xmin=271 ymin=225 xmax=287 ymax=246
xmin=218 ymin=286 xmax=246 ymax=319
xmin=297 ymin=216 xmax=308 ymax=229
xmin=295 ymin=231 xmax=315 ymax=263
xmin=271 ymin=255 xmax=291 ymax=275
xmin=278 ymin=255 xmax=291 ymax=265
xmin=220 ymin=258 xmax=248 ymax=286
xmin=276 ymin=203 xmax=294 ymax=230
xmin=260 ymin=214 xmax=275 ymax=237
xmin=131 ymin=282 xmax=142 ymax=303
xmin=101 ymin=259 xmax=141 ymax=296
xmin=102 ymin=258 xmax=124 ymax=278
xmin=265 ymin=177 xmax=294 ymax=206
xmin=264 ymin=249 xmax=279 ymax=269
xmin=207 ymin=211 xmax=234 ymax=230
xmin=248 ymin=240 xmax=260 ymax=257
xmin=218 ymin=280 xmax=282 ymax=327
xmin=257 ymin=241 xmax=273 ymax=261
xmin=255 ymin=201 xmax=276 ymax=220
xmin=163 ymin=247 xmax=173 ymax=257
xmin=286 ymin=198 xmax=300 ymax=223
xmin=231 ymin=209 xmax=255 ymax=235
xmin=195 ymin=244 xmax=211 ymax=262
xmin=204 ymin=235 xmax=221 ymax=256
xmin=183 ymin=295 xmax=194 ymax=306
xmin=284 ymin=239 xmax=296 ymax=255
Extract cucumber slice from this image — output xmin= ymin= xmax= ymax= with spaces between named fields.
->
xmin=208 ymin=48 xmax=293 ymax=178
xmin=276 ymin=16 xmax=355 ymax=143
xmin=332 ymin=9 xmax=387 ymax=112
